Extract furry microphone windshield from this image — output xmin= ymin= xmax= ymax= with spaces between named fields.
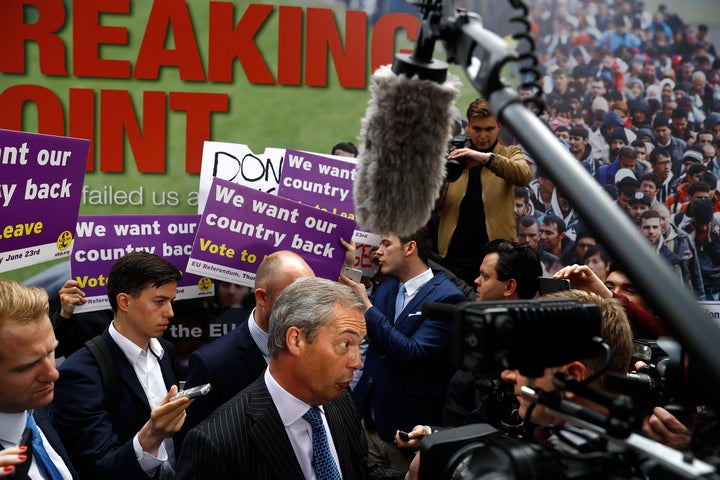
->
xmin=354 ymin=64 xmax=462 ymax=237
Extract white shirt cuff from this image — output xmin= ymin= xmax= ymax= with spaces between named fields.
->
xmin=132 ymin=434 xmax=168 ymax=474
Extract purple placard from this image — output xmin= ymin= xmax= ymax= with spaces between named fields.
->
xmin=0 ymin=129 xmax=89 ymax=273
xmin=277 ymin=149 xmax=379 ymax=246
xmin=71 ymin=214 xmax=214 ymax=313
xmin=187 ymin=177 xmax=357 ymax=285
xmin=278 ymin=149 xmax=356 ymax=217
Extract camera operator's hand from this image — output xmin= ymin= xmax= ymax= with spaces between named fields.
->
xmin=553 ymin=264 xmax=612 ymax=298
xmin=446 ymin=148 xmax=493 ymax=170
xmin=642 ymin=406 xmax=691 ymax=451
xmin=395 ymin=425 xmax=432 ymax=450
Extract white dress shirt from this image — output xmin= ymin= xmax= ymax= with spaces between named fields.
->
xmin=109 ymin=322 xmax=174 ymax=478
xmin=401 ymin=268 xmax=434 ymax=307
xmin=264 ymin=369 xmax=342 ymax=479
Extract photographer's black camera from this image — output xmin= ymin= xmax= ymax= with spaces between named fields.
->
xmin=446 ymin=134 xmax=471 ymax=182
xmin=609 ymin=337 xmax=707 ymax=426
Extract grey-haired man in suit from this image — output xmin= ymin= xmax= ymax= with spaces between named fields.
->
xmin=176 ymin=277 xmax=368 ymax=479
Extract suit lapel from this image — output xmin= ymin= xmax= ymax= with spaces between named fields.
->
xmin=236 ymin=322 xmax=267 ymax=372
xmin=325 ymin=392 xmax=360 ymax=480
xmin=102 ymin=331 xmax=150 ymax=409
xmin=158 ymin=352 xmax=176 ymax=390
xmin=395 ymin=274 xmax=440 ymax=329
xmin=246 ymin=380 xmax=305 ymax=480
xmin=34 ymin=408 xmax=79 ymax=479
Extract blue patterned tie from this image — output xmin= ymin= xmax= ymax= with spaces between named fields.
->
xmin=26 ymin=411 xmax=64 ymax=480
xmin=303 ymin=407 xmax=341 ymax=480
xmin=394 ymin=283 xmax=406 ymax=322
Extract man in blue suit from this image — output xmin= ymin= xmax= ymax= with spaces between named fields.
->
xmin=52 ymin=253 xmax=193 ymax=480
xmin=343 ymin=226 xmax=466 ymax=471
xmin=0 ymin=279 xmax=78 ymax=479
xmin=180 ymin=250 xmax=315 ymax=437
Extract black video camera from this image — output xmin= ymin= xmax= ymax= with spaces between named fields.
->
xmin=417 ymin=302 xmax=720 ymax=480
xmin=423 ymin=299 xmax=602 ymax=378
xmin=445 ymin=134 xmax=471 ymax=182
xmin=418 ymin=423 xmax=633 ymax=480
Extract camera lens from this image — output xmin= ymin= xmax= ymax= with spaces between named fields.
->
xmin=446 ymin=158 xmax=465 ymax=182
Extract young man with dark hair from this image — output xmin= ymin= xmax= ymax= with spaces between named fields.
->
xmin=440 ymin=238 xmax=543 ymax=430
xmin=345 ymin=227 xmax=466 ymax=471
xmin=539 ymin=215 xmax=568 ymax=258
xmin=639 ymin=209 xmax=685 ymax=286
xmin=331 ymin=141 xmax=359 ymax=158
xmin=597 ymin=145 xmax=643 ymax=186
xmin=640 ymin=172 xmax=662 ymax=204
xmin=649 ymin=147 xmax=677 ymax=203
xmin=517 ymin=215 xmax=562 ymax=277
xmin=653 ymin=112 xmax=687 ymax=178
xmin=53 ymin=252 xmax=191 ymax=480
xmin=474 ymin=239 xmax=542 ymax=302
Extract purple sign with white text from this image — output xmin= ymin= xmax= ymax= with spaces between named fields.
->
xmin=0 ymin=129 xmax=89 ymax=273
xmin=278 ymin=149 xmax=356 ymax=216
xmin=71 ymin=214 xmax=213 ymax=313
xmin=187 ymin=177 xmax=357 ymax=286
xmin=277 ymin=149 xmax=379 ymax=246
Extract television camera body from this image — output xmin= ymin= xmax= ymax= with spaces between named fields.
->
xmin=418 ymin=300 xmax=719 ymax=480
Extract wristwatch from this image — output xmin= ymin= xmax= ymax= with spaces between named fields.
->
xmin=486 ymin=153 xmax=495 ymax=166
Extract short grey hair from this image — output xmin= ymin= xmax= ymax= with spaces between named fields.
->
xmin=267 ymin=277 xmax=364 ymax=357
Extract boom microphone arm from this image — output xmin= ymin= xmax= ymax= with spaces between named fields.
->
xmin=403 ymin=0 xmax=720 ymax=395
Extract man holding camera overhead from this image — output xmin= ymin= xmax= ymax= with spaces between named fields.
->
xmin=434 ymin=96 xmax=532 ymax=287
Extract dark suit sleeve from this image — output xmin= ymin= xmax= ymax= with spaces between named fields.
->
xmin=181 ymin=350 xmax=217 ymax=432
xmin=34 ymin=408 xmax=81 ymax=479
xmin=175 ymin=426 xmax=230 ymax=480
xmin=365 ymin=289 xmax=466 ymax=368
xmin=52 ymin=352 xmax=149 ymax=480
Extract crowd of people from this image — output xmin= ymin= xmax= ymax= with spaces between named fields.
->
xmin=477 ymin=0 xmax=720 ymax=302
xmin=2 ymin=0 xmax=719 ymax=479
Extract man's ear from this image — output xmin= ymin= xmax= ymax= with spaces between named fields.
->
xmin=285 ymin=326 xmax=304 ymax=356
xmin=562 ymin=361 xmax=589 ymax=400
xmin=504 ymin=278 xmax=518 ymax=298
xmin=116 ymin=293 xmax=130 ymax=312
xmin=255 ymin=287 xmax=267 ymax=309
xmin=565 ymin=361 xmax=589 ymax=382
xmin=404 ymin=240 xmax=417 ymax=257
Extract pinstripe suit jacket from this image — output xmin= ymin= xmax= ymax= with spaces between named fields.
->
xmin=176 ymin=376 xmax=367 ymax=479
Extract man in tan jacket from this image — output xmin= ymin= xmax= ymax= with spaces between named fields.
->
xmin=435 ymin=96 xmax=532 ymax=286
